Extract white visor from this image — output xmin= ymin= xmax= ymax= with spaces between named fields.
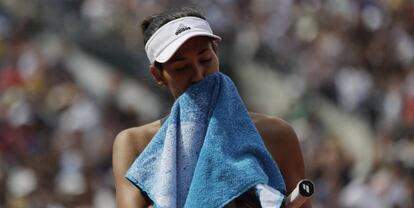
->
xmin=145 ymin=16 xmax=221 ymax=64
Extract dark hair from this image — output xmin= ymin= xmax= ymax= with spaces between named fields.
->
xmin=141 ymin=7 xmax=217 ymax=70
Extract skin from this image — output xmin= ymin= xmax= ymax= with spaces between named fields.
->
xmin=113 ymin=36 xmax=311 ymax=208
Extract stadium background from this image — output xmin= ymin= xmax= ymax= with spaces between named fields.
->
xmin=0 ymin=0 xmax=413 ymax=207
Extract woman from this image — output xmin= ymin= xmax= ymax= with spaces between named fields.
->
xmin=113 ymin=7 xmax=310 ymax=208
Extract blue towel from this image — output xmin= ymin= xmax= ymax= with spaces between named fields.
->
xmin=126 ymin=72 xmax=286 ymax=208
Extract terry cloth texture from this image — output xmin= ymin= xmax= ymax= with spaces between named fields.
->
xmin=125 ymin=72 xmax=286 ymax=208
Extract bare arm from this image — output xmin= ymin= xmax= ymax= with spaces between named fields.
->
xmin=112 ymin=130 xmax=151 ymax=208
xmin=257 ymin=116 xmax=312 ymax=208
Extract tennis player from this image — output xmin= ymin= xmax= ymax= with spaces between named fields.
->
xmin=112 ymin=7 xmax=311 ymax=208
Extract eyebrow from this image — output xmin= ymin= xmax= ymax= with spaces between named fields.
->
xmin=169 ymin=48 xmax=210 ymax=64
xmin=197 ymin=48 xmax=209 ymax=55
xmin=169 ymin=57 xmax=186 ymax=64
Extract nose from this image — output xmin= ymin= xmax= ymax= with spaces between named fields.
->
xmin=190 ymin=64 xmax=205 ymax=83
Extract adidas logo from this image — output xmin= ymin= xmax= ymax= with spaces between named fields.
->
xmin=175 ymin=24 xmax=191 ymax=35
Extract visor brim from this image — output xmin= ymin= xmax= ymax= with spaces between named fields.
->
xmin=154 ymin=32 xmax=221 ymax=64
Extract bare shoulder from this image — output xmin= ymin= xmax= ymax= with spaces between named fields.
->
xmin=112 ymin=119 xmax=162 ymax=176
xmin=249 ymin=112 xmax=296 ymax=142
xmin=248 ymin=112 xmax=300 ymax=165
xmin=113 ymin=120 xmax=162 ymax=155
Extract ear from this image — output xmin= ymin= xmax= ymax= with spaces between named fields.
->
xmin=149 ymin=65 xmax=165 ymax=86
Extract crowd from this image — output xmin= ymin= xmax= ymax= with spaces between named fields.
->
xmin=0 ymin=0 xmax=413 ymax=207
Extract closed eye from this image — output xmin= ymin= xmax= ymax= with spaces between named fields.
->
xmin=200 ymin=58 xmax=212 ymax=64
xmin=175 ymin=65 xmax=189 ymax=72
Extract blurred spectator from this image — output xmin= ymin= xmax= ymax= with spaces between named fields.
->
xmin=1 ymin=0 xmax=414 ymax=207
